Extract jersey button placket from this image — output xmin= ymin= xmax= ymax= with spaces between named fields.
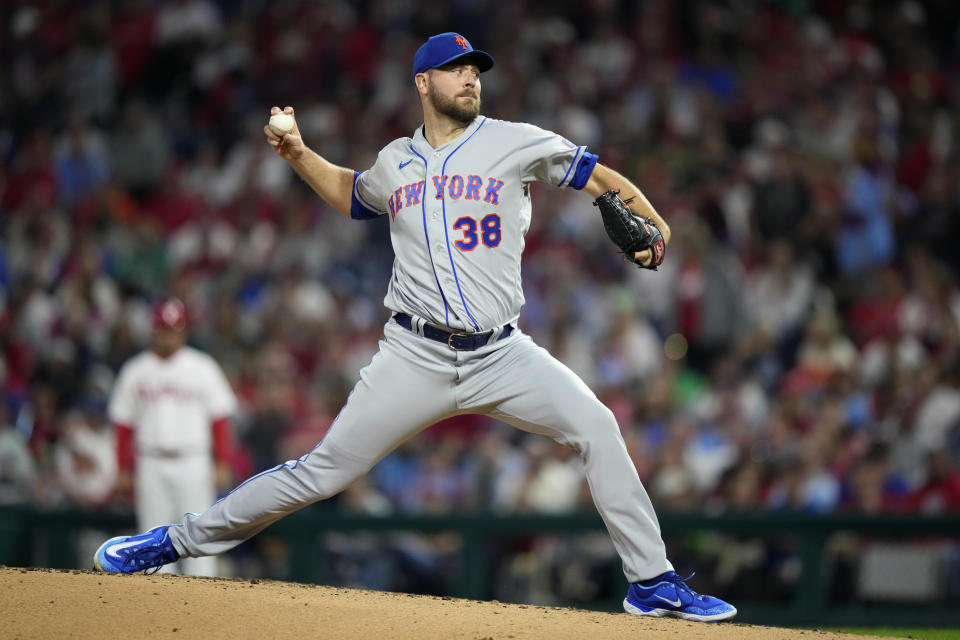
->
xmin=423 ymin=155 xmax=454 ymax=322
xmin=430 ymin=156 xmax=458 ymax=323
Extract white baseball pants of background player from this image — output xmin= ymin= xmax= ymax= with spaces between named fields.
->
xmin=137 ymin=452 xmax=218 ymax=576
xmin=168 ymin=319 xmax=674 ymax=583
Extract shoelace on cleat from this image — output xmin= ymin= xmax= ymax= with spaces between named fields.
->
xmin=668 ymin=572 xmax=704 ymax=602
xmin=119 ymin=535 xmax=175 ymax=574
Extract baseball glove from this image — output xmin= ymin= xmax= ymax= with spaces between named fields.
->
xmin=593 ymin=189 xmax=666 ymax=269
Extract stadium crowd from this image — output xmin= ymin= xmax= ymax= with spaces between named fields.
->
xmin=1 ymin=0 xmax=959 ymax=564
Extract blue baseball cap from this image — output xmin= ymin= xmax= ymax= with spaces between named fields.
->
xmin=412 ymin=32 xmax=494 ymax=81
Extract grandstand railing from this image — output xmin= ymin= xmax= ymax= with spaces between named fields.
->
xmin=1 ymin=505 xmax=957 ymax=627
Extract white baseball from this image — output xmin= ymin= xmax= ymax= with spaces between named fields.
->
xmin=268 ymin=112 xmax=294 ymax=136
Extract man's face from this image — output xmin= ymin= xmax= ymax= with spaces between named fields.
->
xmin=153 ymin=327 xmax=185 ymax=356
xmin=425 ymin=61 xmax=482 ymax=124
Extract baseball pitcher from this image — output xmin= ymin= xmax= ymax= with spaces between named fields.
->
xmin=95 ymin=33 xmax=734 ymax=622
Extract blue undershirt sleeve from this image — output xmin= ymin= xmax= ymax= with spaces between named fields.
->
xmin=569 ymin=151 xmax=599 ymax=190
xmin=351 ymin=171 xmax=384 ymax=220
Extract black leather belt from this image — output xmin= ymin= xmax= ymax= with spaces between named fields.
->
xmin=393 ymin=313 xmax=513 ymax=351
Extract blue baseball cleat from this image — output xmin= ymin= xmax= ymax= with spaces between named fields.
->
xmin=624 ymin=571 xmax=737 ymax=622
xmin=93 ymin=526 xmax=179 ymax=574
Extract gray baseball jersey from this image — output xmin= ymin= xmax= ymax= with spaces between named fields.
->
xmin=167 ymin=115 xmax=674 ymax=585
xmin=351 ymin=117 xmax=597 ymax=331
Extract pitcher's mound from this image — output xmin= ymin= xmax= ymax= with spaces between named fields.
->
xmin=0 ymin=567 xmax=879 ymax=639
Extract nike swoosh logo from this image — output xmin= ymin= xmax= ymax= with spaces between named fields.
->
xmin=399 ymin=159 xmax=413 ymax=169
xmin=106 ymin=538 xmax=147 ymax=559
xmin=654 ymin=594 xmax=681 ymax=607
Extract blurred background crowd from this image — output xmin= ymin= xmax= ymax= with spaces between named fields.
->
xmin=1 ymin=0 xmax=960 ymax=596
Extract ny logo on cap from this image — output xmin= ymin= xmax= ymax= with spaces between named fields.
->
xmin=454 ymin=35 xmax=468 ymax=50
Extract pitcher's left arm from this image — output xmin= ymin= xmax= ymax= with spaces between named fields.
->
xmin=584 ymin=163 xmax=671 ymax=249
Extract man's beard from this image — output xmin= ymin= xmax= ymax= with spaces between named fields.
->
xmin=427 ymin=82 xmax=481 ymax=125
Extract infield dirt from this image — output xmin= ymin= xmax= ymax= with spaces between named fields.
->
xmin=0 ymin=567 xmax=886 ymax=639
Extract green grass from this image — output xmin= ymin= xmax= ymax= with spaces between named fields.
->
xmin=827 ymin=628 xmax=960 ymax=639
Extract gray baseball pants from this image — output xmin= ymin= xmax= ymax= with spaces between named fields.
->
xmin=168 ymin=318 xmax=673 ymax=583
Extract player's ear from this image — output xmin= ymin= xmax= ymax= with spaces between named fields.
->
xmin=415 ymin=71 xmax=429 ymax=95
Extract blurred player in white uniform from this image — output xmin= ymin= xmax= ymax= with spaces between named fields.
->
xmin=108 ymin=297 xmax=237 ymax=576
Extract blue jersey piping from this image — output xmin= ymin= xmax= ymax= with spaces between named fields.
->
xmin=207 ymin=435 xmax=328 ymax=507
xmin=439 ymin=117 xmax=487 ymax=331
xmin=558 ymin=146 xmax=584 ymax=187
xmin=408 ymin=144 xmax=451 ymax=324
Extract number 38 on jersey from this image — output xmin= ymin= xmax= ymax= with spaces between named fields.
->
xmin=453 ymin=214 xmax=501 ymax=251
